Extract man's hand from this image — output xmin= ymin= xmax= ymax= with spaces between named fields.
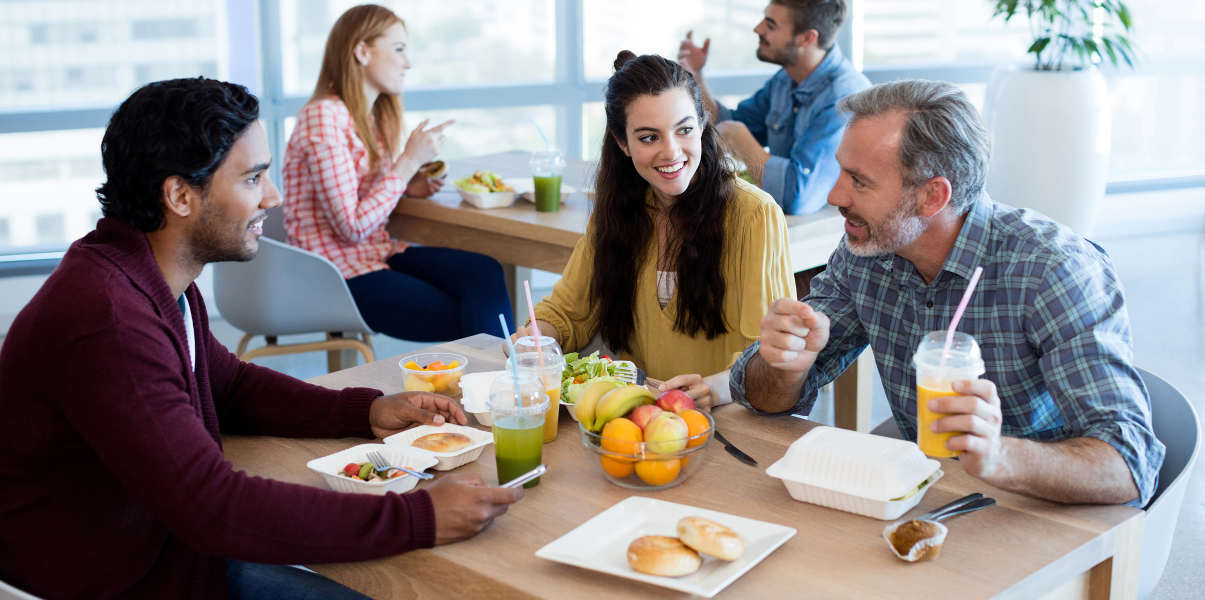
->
xmin=677 ymin=30 xmax=710 ymax=78
xmin=716 ymin=120 xmax=771 ymax=183
xmin=930 ymin=379 xmax=1007 ymax=480
xmin=658 ymin=374 xmax=712 ymax=410
xmin=425 ymin=473 xmax=523 ymax=545
xmin=369 ymin=392 xmax=468 ymax=439
xmin=758 ymin=299 xmax=829 ymax=373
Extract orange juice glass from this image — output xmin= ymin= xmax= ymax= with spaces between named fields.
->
xmin=515 ymin=336 xmax=564 ymax=443
xmin=913 ymin=331 xmax=985 ymax=458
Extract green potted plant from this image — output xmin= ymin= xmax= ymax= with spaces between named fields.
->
xmin=991 ymin=0 xmax=1136 ymax=71
xmin=982 ymin=0 xmax=1138 ymax=235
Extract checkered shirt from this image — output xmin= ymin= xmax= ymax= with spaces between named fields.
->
xmin=282 ymin=98 xmax=407 ymax=279
xmin=730 ymin=198 xmax=1165 ymax=506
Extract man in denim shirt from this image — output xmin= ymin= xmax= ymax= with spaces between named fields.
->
xmin=679 ymin=0 xmax=869 ymax=215
xmin=730 ymin=80 xmax=1164 ymax=507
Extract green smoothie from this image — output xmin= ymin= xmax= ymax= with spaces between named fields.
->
xmin=493 ymin=415 xmax=544 ymax=487
xmin=532 ymin=175 xmax=562 ymax=213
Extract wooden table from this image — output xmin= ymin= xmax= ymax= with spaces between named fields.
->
xmin=388 ymin=151 xmax=874 ymax=432
xmin=224 ymin=335 xmax=1142 ymax=599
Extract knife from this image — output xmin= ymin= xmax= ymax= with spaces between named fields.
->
xmin=713 ymin=429 xmax=758 ymax=466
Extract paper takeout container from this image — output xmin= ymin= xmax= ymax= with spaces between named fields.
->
xmin=765 ymin=426 xmax=943 ymax=520
xmin=384 ymin=423 xmax=494 ymax=470
xmin=306 ymin=443 xmax=438 ymax=496
xmin=459 ymin=370 xmax=508 ymax=426
xmin=456 ymin=187 xmax=516 ymax=209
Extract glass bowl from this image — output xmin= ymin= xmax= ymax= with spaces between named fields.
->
xmin=399 ymin=352 xmax=468 ymax=395
xmin=578 ymin=409 xmax=714 ymax=490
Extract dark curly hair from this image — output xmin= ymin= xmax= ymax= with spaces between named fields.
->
xmin=96 ymin=77 xmax=259 ymax=232
xmin=590 ymin=51 xmax=734 ymax=354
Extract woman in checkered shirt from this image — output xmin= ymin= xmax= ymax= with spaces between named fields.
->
xmin=282 ymin=4 xmax=513 ymax=341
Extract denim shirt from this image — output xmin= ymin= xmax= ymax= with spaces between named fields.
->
xmin=729 ymin=198 xmax=1165 ymax=507
xmin=716 ymin=45 xmax=870 ymax=215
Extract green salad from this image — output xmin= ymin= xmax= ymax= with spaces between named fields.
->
xmin=560 ymin=351 xmax=617 ymax=403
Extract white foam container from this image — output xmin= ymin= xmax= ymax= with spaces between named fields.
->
xmin=765 ymin=426 xmax=943 ymax=520
xmin=459 ymin=370 xmax=507 ymax=426
xmin=457 ymin=187 xmax=516 ymax=209
xmin=383 ymin=423 xmax=494 ymax=471
xmin=306 ymin=443 xmax=438 ymax=496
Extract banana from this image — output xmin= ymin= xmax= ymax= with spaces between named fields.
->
xmin=590 ymin=385 xmax=655 ymax=432
xmin=575 ymin=378 xmax=625 ymax=429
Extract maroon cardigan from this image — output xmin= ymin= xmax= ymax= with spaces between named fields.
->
xmin=0 ymin=219 xmax=435 ymax=598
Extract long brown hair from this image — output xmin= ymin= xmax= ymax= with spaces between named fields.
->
xmin=591 ymin=51 xmax=734 ymax=354
xmin=312 ymin=4 xmax=405 ymax=168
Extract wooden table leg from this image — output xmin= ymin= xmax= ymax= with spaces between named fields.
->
xmin=833 ymin=348 xmax=875 ymax=432
xmin=1087 ymin=513 xmax=1143 ymax=599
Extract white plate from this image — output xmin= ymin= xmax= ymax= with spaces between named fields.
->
xmin=535 ymin=496 xmax=795 ymax=598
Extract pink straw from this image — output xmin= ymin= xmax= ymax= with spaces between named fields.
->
xmin=523 ymin=280 xmax=546 ymax=372
xmin=939 ymin=266 xmax=984 ymax=372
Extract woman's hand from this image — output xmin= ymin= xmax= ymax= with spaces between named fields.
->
xmin=502 ymin=320 xmax=560 ymax=357
xmin=395 ymin=118 xmax=454 ymax=176
xmin=405 ymin=171 xmax=444 ymax=198
xmin=658 ymin=374 xmax=712 ymax=410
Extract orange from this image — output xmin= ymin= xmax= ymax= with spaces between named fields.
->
xmin=635 ymin=457 xmax=681 ymax=486
xmin=598 ymin=418 xmax=641 ymax=479
xmin=600 ymin=456 xmax=634 ymax=478
xmin=679 ymin=409 xmax=710 ymax=449
xmin=600 ymin=418 xmax=641 ymax=459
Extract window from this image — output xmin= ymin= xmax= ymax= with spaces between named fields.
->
xmin=0 ymin=129 xmax=104 ymax=252
xmin=859 ymin=0 xmax=1030 ymax=67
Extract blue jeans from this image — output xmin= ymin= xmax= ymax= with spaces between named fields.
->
xmin=347 ymin=246 xmax=513 ymax=341
xmin=225 ymin=561 xmax=369 ymax=600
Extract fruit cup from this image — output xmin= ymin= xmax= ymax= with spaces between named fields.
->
xmin=578 ymin=409 xmax=714 ymax=491
xmin=399 ymin=352 xmax=468 ymax=396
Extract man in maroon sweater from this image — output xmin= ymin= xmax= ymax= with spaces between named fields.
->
xmin=0 ymin=78 xmax=522 ymax=599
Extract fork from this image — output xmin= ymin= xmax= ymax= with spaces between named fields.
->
xmin=612 ymin=360 xmax=639 ymax=384
xmin=366 ymin=451 xmax=434 ymax=480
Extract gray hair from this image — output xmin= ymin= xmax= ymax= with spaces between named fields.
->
xmin=837 ymin=80 xmax=990 ymax=212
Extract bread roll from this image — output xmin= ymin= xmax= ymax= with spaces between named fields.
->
xmin=677 ymin=516 xmax=743 ymax=561
xmin=412 ymin=432 xmax=472 ymax=453
xmin=626 ymin=535 xmax=701 ymax=577
xmin=419 ymin=160 xmax=447 ymax=178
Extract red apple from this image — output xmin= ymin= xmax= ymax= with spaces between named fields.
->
xmin=656 ymin=389 xmax=696 ymax=413
xmin=628 ymin=404 xmax=664 ymax=429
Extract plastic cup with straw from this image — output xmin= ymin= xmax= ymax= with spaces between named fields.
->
xmin=914 ymin=266 xmax=987 ymax=458
xmin=521 ymin=280 xmax=562 ymax=442
xmin=528 ymin=119 xmax=564 ymax=213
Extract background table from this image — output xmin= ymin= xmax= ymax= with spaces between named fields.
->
xmin=224 ymin=335 xmax=1142 ymax=599
xmin=388 ymin=152 xmax=874 ymax=432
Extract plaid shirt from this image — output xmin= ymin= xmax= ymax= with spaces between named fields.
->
xmin=282 ymin=98 xmax=407 ymax=279
xmin=731 ymin=198 xmax=1165 ymax=506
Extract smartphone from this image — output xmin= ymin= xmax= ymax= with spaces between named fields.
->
xmin=501 ymin=464 xmax=547 ymax=489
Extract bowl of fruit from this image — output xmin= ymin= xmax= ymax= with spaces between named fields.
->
xmin=577 ymin=384 xmax=713 ymax=490
xmin=400 ymin=352 xmax=468 ymax=395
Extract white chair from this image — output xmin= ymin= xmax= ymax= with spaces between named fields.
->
xmin=213 ymin=218 xmax=375 ymax=370
xmin=1136 ymin=367 xmax=1201 ymax=599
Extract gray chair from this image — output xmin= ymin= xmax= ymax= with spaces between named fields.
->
xmin=0 ymin=579 xmax=40 ymax=600
xmin=1137 ymin=367 xmax=1200 ymax=599
xmin=213 ymin=225 xmax=375 ymax=370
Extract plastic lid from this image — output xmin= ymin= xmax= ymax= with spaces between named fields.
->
xmin=771 ymin=426 xmax=940 ymax=501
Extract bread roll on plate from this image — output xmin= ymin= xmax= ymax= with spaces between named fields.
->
xmin=677 ymin=516 xmax=744 ymax=560
xmin=626 ymin=535 xmax=701 ymax=577
xmin=412 ymin=432 xmax=472 ymax=453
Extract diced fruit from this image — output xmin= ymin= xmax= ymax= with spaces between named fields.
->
xmin=404 ymin=360 xmax=421 ymax=370
xmin=446 ymin=360 xmax=459 ymax=368
xmin=343 ymin=462 xmax=360 ymax=477
xmin=405 ymin=374 xmax=436 ymax=392
xmin=425 ymin=361 xmax=446 ymax=371
xmin=357 ymin=463 xmax=374 ymax=481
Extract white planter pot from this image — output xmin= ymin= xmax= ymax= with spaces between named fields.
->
xmin=983 ymin=66 xmax=1111 ymax=236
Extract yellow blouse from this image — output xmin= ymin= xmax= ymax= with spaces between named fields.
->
xmin=533 ymin=179 xmax=796 ymax=380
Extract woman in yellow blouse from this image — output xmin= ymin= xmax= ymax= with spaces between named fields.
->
xmin=514 ymin=51 xmax=795 ymax=406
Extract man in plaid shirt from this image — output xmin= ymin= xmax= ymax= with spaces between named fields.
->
xmin=730 ymin=80 xmax=1164 ymax=506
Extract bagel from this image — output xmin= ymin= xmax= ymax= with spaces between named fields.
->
xmin=626 ymin=535 xmax=701 ymax=577
xmin=677 ymin=516 xmax=744 ymax=561
xmin=418 ymin=160 xmax=447 ymax=178
xmin=411 ymin=432 xmax=472 ymax=453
